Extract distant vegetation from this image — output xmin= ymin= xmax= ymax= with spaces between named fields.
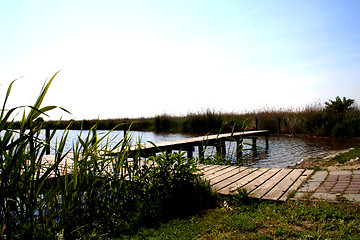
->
xmin=43 ymin=96 xmax=360 ymax=138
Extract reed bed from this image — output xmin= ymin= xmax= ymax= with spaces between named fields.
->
xmin=0 ymin=74 xmax=214 ymax=239
xmin=46 ymin=97 xmax=360 ymax=138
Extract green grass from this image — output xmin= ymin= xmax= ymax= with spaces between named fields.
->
xmin=331 ymin=146 xmax=360 ymax=164
xmin=129 ymin=199 xmax=360 ymax=240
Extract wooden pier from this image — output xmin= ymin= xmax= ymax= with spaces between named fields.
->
xmin=113 ymin=130 xmax=269 ymax=159
xmin=41 ymin=130 xmax=316 ymax=202
xmin=199 ymin=164 xmax=313 ymax=201
xmin=41 ymin=154 xmax=312 ymax=201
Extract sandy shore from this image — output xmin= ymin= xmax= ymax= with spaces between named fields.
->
xmin=290 ymin=148 xmax=360 ymax=170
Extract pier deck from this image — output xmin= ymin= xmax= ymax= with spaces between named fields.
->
xmin=199 ymin=164 xmax=313 ymax=201
xmin=113 ymin=130 xmax=269 ymax=159
xmin=41 ymin=130 xmax=315 ymax=202
xmin=42 ymin=154 xmax=312 ymax=202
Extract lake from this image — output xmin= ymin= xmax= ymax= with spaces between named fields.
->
xmin=40 ymin=130 xmax=360 ymax=168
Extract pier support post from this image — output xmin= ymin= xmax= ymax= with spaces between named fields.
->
xmin=198 ymin=144 xmax=204 ymax=160
xmin=166 ymin=149 xmax=172 ymax=156
xmin=45 ymin=127 xmax=51 ymax=155
xmin=265 ymin=135 xmax=269 ymax=151
xmin=252 ymin=137 xmax=257 ymax=151
xmin=187 ymin=146 xmax=194 ymax=159
xmin=216 ymin=140 xmax=226 ymax=157
xmin=236 ymin=139 xmax=243 ymax=160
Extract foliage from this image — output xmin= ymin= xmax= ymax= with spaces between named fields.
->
xmin=325 ymin=96 xmax=355 ymax=114
xmin=0 ymin=74 xmax=214 ymax=239
xmin=41 ymin=96 xmax=360 ymax=138
xmin=131 ymin=199 xmax=360 ymax=239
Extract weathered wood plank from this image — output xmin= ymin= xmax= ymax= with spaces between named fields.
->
xmin=242 ymin=168 xmax=282 ymax=193
xmin=213 ymin=167 xmax=259 ymax=193
xmin=249 ymin=168 xmax=292 ymax=199
xmin=197 ymin=164 xmax=222 ymax=172
xmin=262 ymin=169 xmax=304 ymax=201
xmin=219 ymin=168 xmax=270 ymax=194
xmin=196 ymin=164 xmax=209 ymax=170
xmin=208 ymin=166 xmax=248 ymax=186
xmin=279 ymin=169 xmax=314 ymax=201
xmin=202 ymin=165 xmax=240 ymax=181
xmin=201 ymin=165 xmax=233 ymax=180
xmin=202 ymin=165 xmax=229 ymax=175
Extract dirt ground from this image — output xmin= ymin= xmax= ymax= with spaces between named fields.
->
xmin=291 ymin=148 xmax=360 ymax=170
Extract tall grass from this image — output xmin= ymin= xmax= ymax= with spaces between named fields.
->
xmin=0 ymin=74 xmax=214 ymax=239
xmin=46 ymin=97 xmax=360 ymax=138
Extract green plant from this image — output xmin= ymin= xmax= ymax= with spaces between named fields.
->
xmin=0 ymin=73 xmax=215 ymax=238
xmin=325 ymin=96 xmax=355 ymax=114
xmin=0 ymin=72 xmax=69 ymax=238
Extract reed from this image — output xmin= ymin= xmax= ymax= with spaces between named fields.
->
xmin=0 ymin=74 xmax=214 ymax=239
xmin=51 ymin=97 xmax=360 ymax=138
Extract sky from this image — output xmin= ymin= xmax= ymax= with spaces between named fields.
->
xmin=1 ymin=0 xmax=359 ymax=120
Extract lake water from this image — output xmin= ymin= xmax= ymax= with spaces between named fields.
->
xmin=41 ymin=130 xmax=360 ymax=168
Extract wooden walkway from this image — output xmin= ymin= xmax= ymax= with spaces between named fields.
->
xmin=41 ymin=153 xmax=312 ymax=201
xmin=199 ymin=164 xmax=313 ymax=201
xmin=112 ymin=130 xmax=269 ymax=159
xmin=42 ymin=130 xmax=317 ymax=202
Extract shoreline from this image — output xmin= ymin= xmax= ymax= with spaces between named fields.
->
xmin=290 ymin=148 xmax=360 ymax=170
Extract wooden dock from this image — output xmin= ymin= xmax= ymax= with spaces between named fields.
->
xmin=199 ymin=164 xmax=313 ymax=201
xmin=41 ymin=154 xmax=312 ymax=202
xmin=41 ymin=130 xmax=315 ymax=202
xmin=112 ymin=130 xmax=269 ymax=159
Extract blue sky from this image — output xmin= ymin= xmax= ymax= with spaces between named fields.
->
xmin=1 ymin=0 xmax=359 ymax=120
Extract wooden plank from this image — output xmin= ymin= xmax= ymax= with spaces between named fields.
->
xmin=205 ymin=166 xmax=239 ymax=181
xmin=212 ymin=167 xmax=259 ymax=192
xmin=198 ymin=164 xmax=225 ymax=173
xmin=200 ymin=165 xmax=229 ymax=175
xmin=279 ymin=169 xmax=314 ymax=201
xmin=262 ymin=169 xmax=305 ymax=201
xmin=209 ymin=166 xmax=248 ymax=186
xmin=201 ymin=165 xmax=233 ymax=180
xmin=196 ymin=164 xmax=209 ymax=170
xmin=218 ymin=168 xmax=270 ymax=195
xmin=249 ymin=168 xmax=292 ymax=199
xmin=242 ymin=168 xmax=282 ymax=193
